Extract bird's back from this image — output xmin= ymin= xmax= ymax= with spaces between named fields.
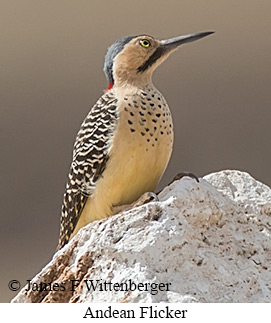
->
xmin=58 ymin=90 xmax=119 ymax=249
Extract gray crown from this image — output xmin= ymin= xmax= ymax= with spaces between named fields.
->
xmin=103 ymin=35 xmax=137 ymax=84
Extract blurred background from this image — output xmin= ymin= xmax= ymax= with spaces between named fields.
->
xmin=1 ymin=0 xmax=270 ymax=302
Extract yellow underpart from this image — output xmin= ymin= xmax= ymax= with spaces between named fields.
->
xmin=70 ymin=88 xmax=173 ymax=239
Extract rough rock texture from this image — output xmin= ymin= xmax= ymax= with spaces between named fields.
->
xmin=12 ymin=170 xmax=271 ymax=303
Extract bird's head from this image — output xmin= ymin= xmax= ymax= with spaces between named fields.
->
xmin=103 ymin=31 xmax=214 ymax=90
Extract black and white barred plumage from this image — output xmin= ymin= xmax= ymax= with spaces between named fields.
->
xmin=57 ymin=91 xmax=118 ymax=249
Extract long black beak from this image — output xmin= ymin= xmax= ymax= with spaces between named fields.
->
xmin=137 ymin=31 xmax=214 ymax=74
xmin=162 ymin=31 xmax=214 ymax=50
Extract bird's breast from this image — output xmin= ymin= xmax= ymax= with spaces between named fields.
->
xmin=100 ymin=87 xmax=174 ymax=206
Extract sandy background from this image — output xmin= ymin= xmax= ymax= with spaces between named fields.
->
xmin=1 ymin=0 xmax=270 ymax=302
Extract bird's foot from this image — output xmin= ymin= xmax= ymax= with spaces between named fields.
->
xmin=132 ymin=191 xmax=159 ymax=207
xmin=169 ymin=172 xmax=199 ymax=185
xmin=112 ymin=192 xmax=159 ymax=215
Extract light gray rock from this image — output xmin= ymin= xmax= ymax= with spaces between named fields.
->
xmin=12 ymin=170 xmax=271 ymax=303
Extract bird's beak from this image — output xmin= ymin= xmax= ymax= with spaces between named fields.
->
xmin=161 ymin=31 xmax=214 ymax=51
xmin=137 ymin=31 xmax=214 ymax=74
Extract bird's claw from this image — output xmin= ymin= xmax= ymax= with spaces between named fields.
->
xmin=133 ymin=192 xmax=159 ymax=207
xmin=170 ymin=172 xmax=199 ymax=184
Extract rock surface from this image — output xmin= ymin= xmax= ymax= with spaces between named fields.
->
xmin=12 ymin=170 xmax=271 ymax=303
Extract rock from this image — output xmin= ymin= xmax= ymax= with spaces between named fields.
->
xmin=12 ymin=170 xmax=271 ymax=303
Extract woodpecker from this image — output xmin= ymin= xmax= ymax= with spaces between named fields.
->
xmin=57 ymin=31 xmax=214 ymax=250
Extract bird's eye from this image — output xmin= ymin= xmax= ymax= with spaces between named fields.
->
xmin=139 ymin=39 xmax=151 ymax=48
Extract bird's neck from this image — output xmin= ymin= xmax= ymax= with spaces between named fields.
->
xmin=106 ymin=82 xmax=114 ymax=92
xmin=112 ymin=74 xmax=154 ymax=92
xmin=111 ymin=81 xmax=157 ymax=101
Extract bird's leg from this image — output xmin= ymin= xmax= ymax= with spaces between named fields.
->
xmin=112 ymin=192 xmax=159 ymax=214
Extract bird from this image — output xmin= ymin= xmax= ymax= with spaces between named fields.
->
xmin=57 ymin=31 xmax=214 ymax=250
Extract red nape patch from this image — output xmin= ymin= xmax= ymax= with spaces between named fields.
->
xmin=105 ymin=82 xmax=113 ymax=92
